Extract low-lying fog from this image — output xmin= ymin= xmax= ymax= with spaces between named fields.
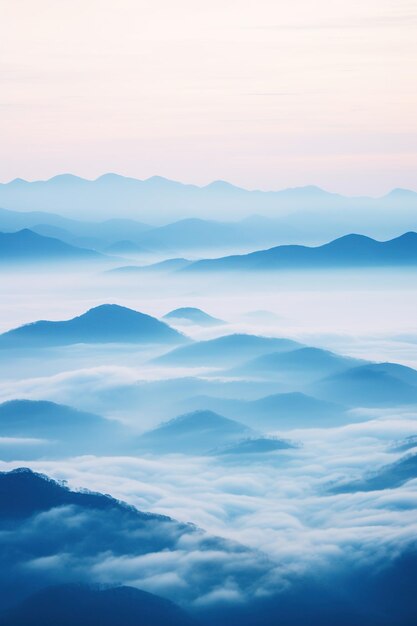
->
xmin=0 ymin=259 xmax=416 ymax=620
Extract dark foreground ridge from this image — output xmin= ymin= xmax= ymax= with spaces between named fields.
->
xmin=1 ymin=468 xmax=417 ymax=625
xmin=0 ymin=584 xmax=197 ymax=626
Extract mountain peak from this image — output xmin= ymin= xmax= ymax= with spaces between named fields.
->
xmin=163 ymin=307 xmax=224 ymax=326
xmin=0 ymin=304 xmax=188 ymax=348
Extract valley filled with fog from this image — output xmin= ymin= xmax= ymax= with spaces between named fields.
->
xmin=1 ymin=214 xmax=417 ymax=624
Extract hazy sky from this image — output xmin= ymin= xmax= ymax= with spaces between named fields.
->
xmin=1 ymin=0 xmax=417 ymax=194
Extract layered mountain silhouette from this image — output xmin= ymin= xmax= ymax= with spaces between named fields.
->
xmin=122 ymin=216 xmax=299 ymax=253
xmin=137 ymin=410 xmax=255 ymax=454
xmin=0 ymin=207 xmax=151 ymax=248
xmin=99 ymin=376 xmax=283 ymax=423
xmin=0 ymin=229 xmax=102 ymax=262
xmin=0 ymin=399 xmax=125 ymax=458
xmin=1 ymin=175 xmax=417 ymax=231
xmin=153 ymin=334 xmax=302 ymax=368
xmin=0 ymin=207 xmax=293 ymax=253
xmin=163 ymin=307 xmax=224 ymax=326
xmin=0 ymin=584 xmax=197 ymax=626
xmin=0 ymin=304 xmax=187 ymax=348
xmin=182 ymin=392 xmax=346 ymax=430
xmin=185 ymin=233 xmax=417 ymax=272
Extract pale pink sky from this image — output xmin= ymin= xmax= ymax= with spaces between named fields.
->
xmin=1 ymin=0 xmax=417 ymax=194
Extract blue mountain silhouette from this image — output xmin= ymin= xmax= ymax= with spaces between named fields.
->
xmin=0 ymin=399 xmax=125 ymax=458
xmin=315 ymin=363 xmax=417 ymax=406
xmin=153 ymin=334 xmax=302 ymax=367
xmin=185 ymin=232 xmax=417 ymax=271
xmin=1 ymin=175 xmax=417 ymax=228
xmin=138 ymin=410 xmax=255 ymax=454
xmin=0 ymin=229 xmax=102 ymax=262
xmin=232 ymin=347 xmax=365 ymax=381
xmin=0 ymin=304 xmax=187 ymax=348
xmin=183 ymin=391 xmax=346 ymax=429
xmin=211 ymin=436 xmax=295 ymax=456
xmin=0 ymin=468 xmax=272 ymax=612
xmin=163 ymin=307 xmax=224 ymax=326
xmin=0 ymin=584 xmax=197 ymax=626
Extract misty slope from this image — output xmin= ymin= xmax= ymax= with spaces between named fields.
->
xmin=0 ymin=399 xmax=125 ymax=458
xmin=390 ymin=435 xmax=417 ymax=453
xmin=153 ymin=334 xmax=302 ymax=368
xmin=315 ymin=363 xmax=417 ymax=407
xmin=104 ymin=240 xmax=147 ymax=254
xmin=330 ymin=452 xmax=417 ymax=493
xmin=137 ymin=410 xmax=255 ymax=454
xmin=182 ymin=392 xmax=346 ymax=430
xmin=185 ymin=232 xmax=417 ymax=271
xmin=0 ymin=304 xmax=187 ymax=348
xmin=0 ymin=584 xmax=197 ymax=626
xmin=0 ymin=468 xmax=272 ymax=611
xmin=92 ymin=376 xmax=283 ymax=422
xmin=232 ymin=347 xmax=365 ymax=382
xmin=111 ymin=258 xmax=191 ymax=273
xmin=130 ymin=216 xmax=300 ymax=253
xmin=163 ymin=307 xmax=224 ymax=326
xmin=0 ymin=229 xmax=102 ymax=262
xmin=212 ymin=436 xmax=296 ymax=456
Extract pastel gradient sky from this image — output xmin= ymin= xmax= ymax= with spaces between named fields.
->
xmin=1 ymin=0 xmax=417 ymax=194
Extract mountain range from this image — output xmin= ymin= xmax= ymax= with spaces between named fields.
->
xmin=1 ymin=175 xmax=417 ymax=228
xmin=185 ymin=232 xmax=417 ymax=272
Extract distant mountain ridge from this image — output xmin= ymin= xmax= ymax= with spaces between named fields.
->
xmin=1 ymin=175 xmax=417 ymax=236
xmin=185 ymin=232 xmax=417 ymax=272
